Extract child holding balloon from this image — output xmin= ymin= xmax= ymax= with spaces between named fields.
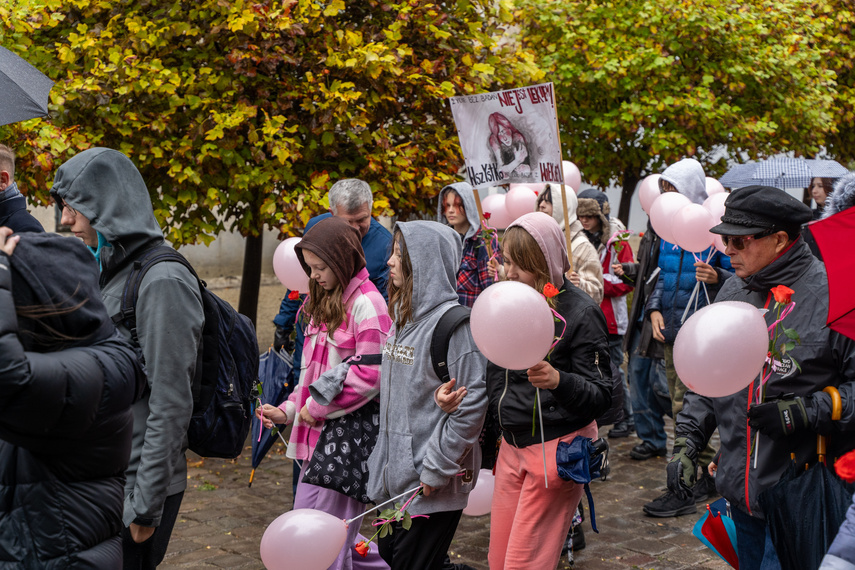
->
xmin=256 ymin=216 xmax=392 ymax=570
xmin=439 ymin=211 xmax=612 ymax=570
xmin=366 ymin=221 xmax=487 ymax=570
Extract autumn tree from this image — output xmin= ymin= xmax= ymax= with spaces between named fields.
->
xmin=1 ymin=0 xmax=540 ymax=321
xmin=516 ymin=0 xmax=841 ymax=224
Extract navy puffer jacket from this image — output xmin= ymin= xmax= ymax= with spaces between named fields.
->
xmin=0 ymin=233 xmax=144 ymax=569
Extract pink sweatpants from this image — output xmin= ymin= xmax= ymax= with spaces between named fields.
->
xmin=488 ymin=421 xmax=599 ymax=570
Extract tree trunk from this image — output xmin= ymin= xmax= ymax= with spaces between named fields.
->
xmin=238 ymin=232 xmax=263 ymax=326
xmin=618 ymin=169 xmax=641 ymax=228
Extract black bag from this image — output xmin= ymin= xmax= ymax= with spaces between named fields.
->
xmin=301 ymin=399 xmax=381 ymax=503
xmin=113 ymin=246 xmax=259 ymax=459
xmin=596 ymin=359 xmax=625 ymax=427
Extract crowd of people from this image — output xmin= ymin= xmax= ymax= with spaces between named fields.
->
xmin=1 ymin=140 xmax=855 ymax=570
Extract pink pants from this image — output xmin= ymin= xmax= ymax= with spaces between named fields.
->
xmin=488 ymin=421 xmax=599 ymax=570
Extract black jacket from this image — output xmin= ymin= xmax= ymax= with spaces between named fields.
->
xmin=677 ymin=239 xmax=855 ymax=518
xmin=621 ymin=221 xmax=661 ymax=354
xmin=0 ymin=189 xmax=44 ymax=233
xmin=486 ymin=278 xmax=612 ymax=448
xmin=0 ymin=234 xmax=144 ymax=568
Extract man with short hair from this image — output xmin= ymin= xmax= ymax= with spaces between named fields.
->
xmin=666 ymin=185 xmax=855 ymax=569
xmin=51 ymin=148 xmax=204 ymax=570
xmin=0 ymin=144 xmax=43 ymax=233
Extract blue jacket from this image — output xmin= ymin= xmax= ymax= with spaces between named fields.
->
xmin=0 ymin=183 xmax=44 ymax=233
xmin=646 ymin=240 xmax=732 ymax=344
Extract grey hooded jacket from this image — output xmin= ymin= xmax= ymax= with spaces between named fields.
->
xmin=367 ymin=221 xmax=487 ymax=516
xmin=51 ymin=148 xmax=204 ymax=528
xmin=676 ymin=240 xmax=855 ymax=518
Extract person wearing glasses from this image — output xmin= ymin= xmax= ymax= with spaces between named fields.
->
xmin=667 ymin=185 xmax=855 ymax=570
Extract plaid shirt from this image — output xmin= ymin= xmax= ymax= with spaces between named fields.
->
xmin=456 ymin=230 xmax=500 ymax=307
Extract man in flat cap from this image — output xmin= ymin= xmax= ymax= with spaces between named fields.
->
xmin=661 ymin=185 xmax=855 ymax=569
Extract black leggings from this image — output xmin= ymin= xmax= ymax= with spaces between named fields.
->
xmin=121 ymin=491 xmax=184 ymax=570
xmin=378 ymin=508 xmax=463 ymax=570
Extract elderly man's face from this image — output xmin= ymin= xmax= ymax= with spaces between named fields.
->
xmin=724 ymin=231 xmax=790 ymax=278
xmin=334 ymin=202 xmax=371 ymax=238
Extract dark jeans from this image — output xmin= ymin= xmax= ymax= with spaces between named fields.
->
xmin=378 ymin=509 xmax=463 ymax=570
xmin=627 ymin=330 xmax=670 ymax=449
xmin=122 ymin=491 xmax=185 ymax=570
xmin=609 ymin=334 xmax=632 ymax=421
xmin=730 ymin=506 xmax=782 ymax=570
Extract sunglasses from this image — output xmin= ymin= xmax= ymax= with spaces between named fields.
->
xmin=721 ymin=229 xmax=775 ymax=250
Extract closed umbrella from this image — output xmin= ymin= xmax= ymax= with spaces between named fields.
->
xmin=0 ymin=46 xmax=54 ymax=126
xmin=248 ymin=348 xmax=293 ymax=486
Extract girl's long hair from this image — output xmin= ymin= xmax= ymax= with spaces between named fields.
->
xmin=16 ymin=292 xmax=91 ymax=352
xmin=303 ymin=272 xmax=347 ymax=338
xmin=387 ymin=230 xmax=414 ymax=330
xmin=501 ymin=226 xmax=555 ymax=306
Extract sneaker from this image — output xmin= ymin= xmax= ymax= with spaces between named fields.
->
xmin=643 ymin=490 xmax=698 ymax=517
xmin=693 ymin=473 xmax=718 ymax=504
xmin=608 ymin=419 xmax=634 ymax=438
xmin=630 ymin=441 xmax=668 ymax=460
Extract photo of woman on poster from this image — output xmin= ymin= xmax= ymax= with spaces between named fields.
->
xmin=488 ymin=112 xmax=532 ymax=180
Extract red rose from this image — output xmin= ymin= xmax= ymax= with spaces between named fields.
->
xmin=771 ymin=285 xmax=794 ymax=305
xmin=836 ymin=450 xmax=855 ymax=483
xmin=543 ymin=283 xmax=560 ymax=298
xmin=639 ymin=232 xmax=645 ymax=238
xmin=354 ymin=541 xmax=370 ymax=558
xmin=288 ymin=290 xmax=300 ymax=300
xmin=483 ymin=212 xmax=492 ymax=220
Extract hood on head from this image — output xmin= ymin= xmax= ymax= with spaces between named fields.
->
xmin=8 ymin=232 xmax=115 ymax=352
xmin=824 ymin=172 xmax=855 ymax=218
xmin=395 ymin=220 xmax=461 ymax=320
xmin=50 ymin=148 xmax=163 ymax=269
xmin=438 ymin=182 xmax=481 ymax=240
xmin=660 ymin=158 xmax=708 ymax=205
xmin=541 ymin=183 xmax=577 ymax=229
xmin=506 ymin=211 xmax=570 ymax=286
xmin=296 ymin=216 xmax=366 ymax=289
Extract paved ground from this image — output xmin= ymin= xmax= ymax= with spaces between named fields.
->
xmin=161 ymin=279 xmax=730 ymax=570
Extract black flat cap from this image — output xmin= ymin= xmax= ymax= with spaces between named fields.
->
xmin=710 ymin=185 xmax=812 ymax=236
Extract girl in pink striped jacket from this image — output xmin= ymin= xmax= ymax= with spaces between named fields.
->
xmin=257 ymin=216 xmax=392 ymax=570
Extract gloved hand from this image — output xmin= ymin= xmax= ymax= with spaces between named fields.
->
xmin=273 ymin=326 xmax=294 ymax=353
xmin=748 ymin=396 xmax=808 ymax=440
xmin=666 ymin=437 xmax=698 ymax=500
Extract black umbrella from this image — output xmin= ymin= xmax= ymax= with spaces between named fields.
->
xmin=0 ymin=46 xmax=54 ymax=126
xmin=248 ymin=348 xmax=293 ymax=487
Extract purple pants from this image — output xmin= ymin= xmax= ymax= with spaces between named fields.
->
xmin=294 ymin=477 xmax=390 ymax=570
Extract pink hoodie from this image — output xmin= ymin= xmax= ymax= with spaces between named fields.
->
xmin=506 ymin=211 xmax=571 ymax=286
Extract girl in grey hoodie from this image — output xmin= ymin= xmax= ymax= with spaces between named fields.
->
xmin=366 ymin=221 xmax=487 ymax=569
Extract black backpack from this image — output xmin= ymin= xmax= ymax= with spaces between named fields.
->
xmin=112 ymin=246 xmax=259 ymax=459
xmin=430 ymin=304 xmax=499 ymax=469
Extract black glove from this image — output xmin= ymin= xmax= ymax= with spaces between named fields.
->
xmin=748 ymin=396 xmax=808 ymax=440
xmin=666 ymin=437 xmax=698 ymax=500
xmin=273 ymin=326 xmax=293 ymax=353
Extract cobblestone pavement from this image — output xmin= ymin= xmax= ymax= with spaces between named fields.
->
xmin=163 ymin=423 xmax=728 ymax=570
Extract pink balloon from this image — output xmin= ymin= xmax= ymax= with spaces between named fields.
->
xmin=638 ymin=174 xmax=662 ymax=213
xmin=706 ymin=177 xmax=725 ymax=196
xmin=506 ymin=185 xmax=538 ymax=221
xmin=272 ymin=237 xmax=310 ymax=293
xmin=648 ymin=192 xmax=691 ymax=245
xmin=562 ymin=161 xmax=582 ymax=192
xmin=463 ymin=469 xmax=495 ymax=517
xmin=481 ymin=193 xmax=514 ymax=230
xmin=673 ymin=301 xmax=769 ymax=398
xmin=703 ymin=192 xmax=728 ymax=225
xmin=260 ymin=509 xmax=347 ymax=570
xmin=471 ymin=281 xmax=555 ymax=370
xmin=713 ymin=234 xmax=727 ymax=254
xmin=672 ymin=204 xmax=715 ymax=253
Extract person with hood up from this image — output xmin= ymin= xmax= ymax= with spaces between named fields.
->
xmin=257 ymin=216 xmax=392 ymax=570
xmin=669 ymin=186 xmax=855 ymax=569
xmin=642 ymin=158 xmax=732 ymax=518
xmin=438 ymin=182 xmax=499 ymax=307
xmin=0 ymin=229 xmax=145 ymax=568
xmin=367 ymin=221 xmax=487 ymax=570
xmin=535 ymin=184 xmax=604 ymax=304
xmin=50 ymin=148 xmax=205 ymax=570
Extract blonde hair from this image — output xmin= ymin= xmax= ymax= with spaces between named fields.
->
xmin=303 ymin=276 xmax=347 ymax=339
xmin=387 ymin=230 xmax=414 ymax=329
xmin=501 ymin=226 xmax=554 ymax=305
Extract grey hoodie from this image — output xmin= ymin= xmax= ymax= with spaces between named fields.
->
xmin=659 ymin=158 xmax=708 ymax=205
xmin=367 ymin=221 xmax=487 ymax=516
xmin=438 ymin=181 xmax=482 ymax=242
xmin=51 ymin=148 xmax=204 ymax=528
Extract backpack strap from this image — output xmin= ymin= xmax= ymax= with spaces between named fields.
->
xmin=430 ymin=305 xmax=471 ymax=384
xmin=111 ymin=246 xmax=199 ymax=344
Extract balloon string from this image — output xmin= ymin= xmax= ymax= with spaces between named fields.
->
xmin=344 ymin=485 xmax=423 ymax=526
xmin=537 ymin=388 xmax=548 ymax=489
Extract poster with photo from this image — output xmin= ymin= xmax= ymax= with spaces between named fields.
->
xmin=448 ymin=82 xmax=563 ymax=189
